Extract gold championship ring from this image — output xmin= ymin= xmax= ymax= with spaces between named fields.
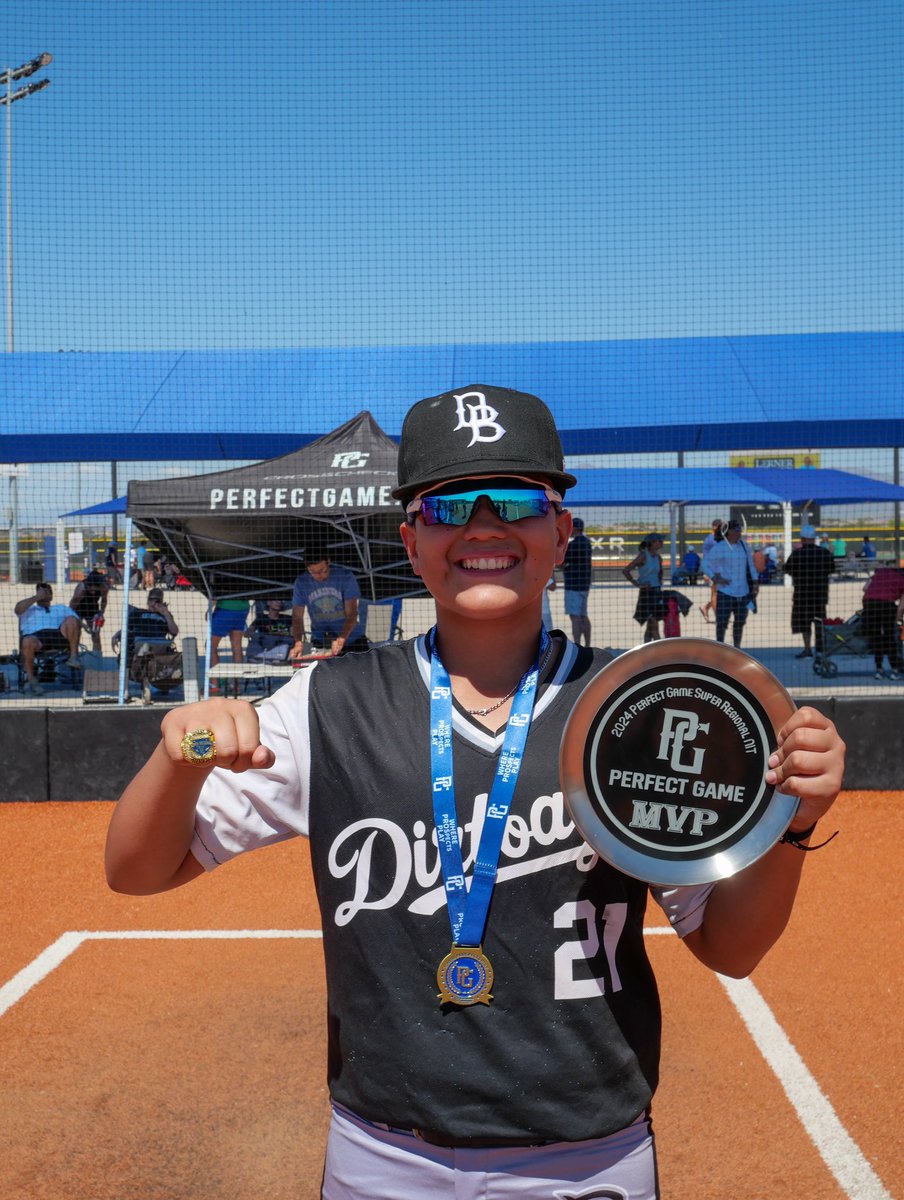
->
xmin=180 ymin=728 xmax=217 ymax=767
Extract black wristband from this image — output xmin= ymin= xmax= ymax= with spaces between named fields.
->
xmin=779 ymin=821 xmax=839 ymax=851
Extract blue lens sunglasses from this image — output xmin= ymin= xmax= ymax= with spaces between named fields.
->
xmin=406 ymin=484 xmax=563 ymax=527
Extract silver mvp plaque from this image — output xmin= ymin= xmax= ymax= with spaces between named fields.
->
xmin=560 ymin=639 xmax=799 ymax=886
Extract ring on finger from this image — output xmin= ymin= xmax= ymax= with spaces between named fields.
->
xmin=180 ymin=727 xmax=217 ymax=767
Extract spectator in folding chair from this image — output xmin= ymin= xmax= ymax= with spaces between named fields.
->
xmin=245 ymin=598 xmax=294 ymax=664
xmin=112 ymin=588 xmax=182 ymax=702
xmin=15 ymin=582 xmax=83 ymax=696
xmin=113 ymin=588 xmax=180 ymax=661
xmin=155 ymin=555 xmax=182 ymax=591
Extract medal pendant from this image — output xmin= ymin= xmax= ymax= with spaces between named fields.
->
xmin=436 ymin=944 xmax=494 ymax=1006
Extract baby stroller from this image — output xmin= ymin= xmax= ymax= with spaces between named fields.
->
xmin=112 ymin=607 xmax=183 ymax=702
xmin=812 ymin=612 xmax=871 ymax=678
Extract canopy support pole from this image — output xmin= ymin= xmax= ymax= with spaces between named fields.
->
xmin=782 ymin=503 xmax=792 ymax=585
xmin=203 ymin=606 xmax=213 ymax=699
xmin=117 ymin=517 xmax=134 ymax=704
xmin=54 ymin=518 xmax=65 ymax=585
xmin=895 ymin=446 xmax=901 ymax=568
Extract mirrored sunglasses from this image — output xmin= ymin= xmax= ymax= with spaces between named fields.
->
xmin=406 ymin=485 xmax=562 ymax=527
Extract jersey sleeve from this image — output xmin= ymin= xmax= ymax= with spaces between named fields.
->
xmin=190 ymin=667 xmax=316 ymax=870
xmin=649 ymin=882 xmax=715 ymax=937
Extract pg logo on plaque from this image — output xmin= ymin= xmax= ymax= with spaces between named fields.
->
xmin=560 ymin=640 xmax=799 ymax=885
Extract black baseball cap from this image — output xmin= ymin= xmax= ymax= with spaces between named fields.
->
xmin=392 ymin=384 xmax=577 ymax=503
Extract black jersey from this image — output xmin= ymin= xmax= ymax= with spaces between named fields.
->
xmin=193 ymin=636 xmax=701 ymax=1143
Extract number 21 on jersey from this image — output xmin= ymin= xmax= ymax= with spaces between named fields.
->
xmin=553 ymin=900 xmax=627 ymax=999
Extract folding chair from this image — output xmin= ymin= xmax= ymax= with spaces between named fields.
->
xmin=14 ymin=631 xmax=85 ymax=695
xmin=361 ymin=597 xmax=404 ymax=646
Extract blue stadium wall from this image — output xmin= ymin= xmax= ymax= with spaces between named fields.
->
xmin=1 ymin=697 xmax=900 ymax=800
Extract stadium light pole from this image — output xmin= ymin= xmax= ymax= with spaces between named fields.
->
xmin=1 ymin=54 xmax=50 ymax=584
xmin=1 ymin=52 xmax=52 ymax=353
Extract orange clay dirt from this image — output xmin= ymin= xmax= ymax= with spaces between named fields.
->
xmin=0 ymin=792 xmax=900 ymax=1200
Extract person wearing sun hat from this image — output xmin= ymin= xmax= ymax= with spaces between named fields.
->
xmin=107 ymin=384 xmax=846 ymax=1200
xmin=783 ymin=523 xmax=835 ymax=658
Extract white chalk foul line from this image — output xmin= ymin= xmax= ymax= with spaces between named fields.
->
xmin=0 ymin=931 xmax=87 ymax=1018
xmin=0 ymin=929 xmax=323 ymax=1018
xmin=719 ymin=973 xmax=892 ymax=1200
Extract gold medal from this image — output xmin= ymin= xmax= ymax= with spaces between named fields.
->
xmin=436 ymin=944 xmax=494 ymax=1006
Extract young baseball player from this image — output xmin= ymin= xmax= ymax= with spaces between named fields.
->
xmin=106 ymin=385 xmax=845 ymax=1199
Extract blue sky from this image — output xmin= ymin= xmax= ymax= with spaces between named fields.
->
xmin=4 ymin=0 xmax=902 ymax=352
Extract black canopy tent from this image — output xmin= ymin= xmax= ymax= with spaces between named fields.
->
xmin=125 ymin=412 xmax=423 ymax=602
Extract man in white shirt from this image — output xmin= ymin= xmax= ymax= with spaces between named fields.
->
xmin=15 ymin=582 xmax=83 ymax=695
xmin=701 ymin=519 xmax=759 ymax=648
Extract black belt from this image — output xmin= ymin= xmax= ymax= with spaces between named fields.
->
xmin=411 ymin=1127 xmax=556 ymax=1149
xmin=339 ymin=1105 xmax=558 ymax=1150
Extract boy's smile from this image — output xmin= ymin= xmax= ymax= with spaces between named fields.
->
xmin=458 ymin=554 xmax=519 ymax=573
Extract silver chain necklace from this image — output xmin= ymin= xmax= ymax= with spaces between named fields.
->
xmin=465 ymin=639 xmax=555 ymax=717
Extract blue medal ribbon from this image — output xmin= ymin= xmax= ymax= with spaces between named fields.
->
xmin=429 ymin=626 xmax=549 ymax=948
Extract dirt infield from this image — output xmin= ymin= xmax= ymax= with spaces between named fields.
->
xmin=1 ymin=795 xmax=900 ymax=1200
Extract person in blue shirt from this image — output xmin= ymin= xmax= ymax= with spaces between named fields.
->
xmin=856 ymin=536 xmax=877 ymax=560
xmin=681 ymin=546 xmax=701 ymax=585
xmin=291 ymin=557 xmax=368 ymax=657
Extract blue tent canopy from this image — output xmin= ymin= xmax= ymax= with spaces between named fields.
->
xmin=568 ymin=467 xmax=904 ymax=507
xmin=730 ymin=467 xmax=904 ymax=506
xmin=5 ymin=332 xmax=904 ymax=462
xmin=60 ymin=496 xmax=127 ymax=517
xmin=569 ymin=468 xmax=778 ymax=506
